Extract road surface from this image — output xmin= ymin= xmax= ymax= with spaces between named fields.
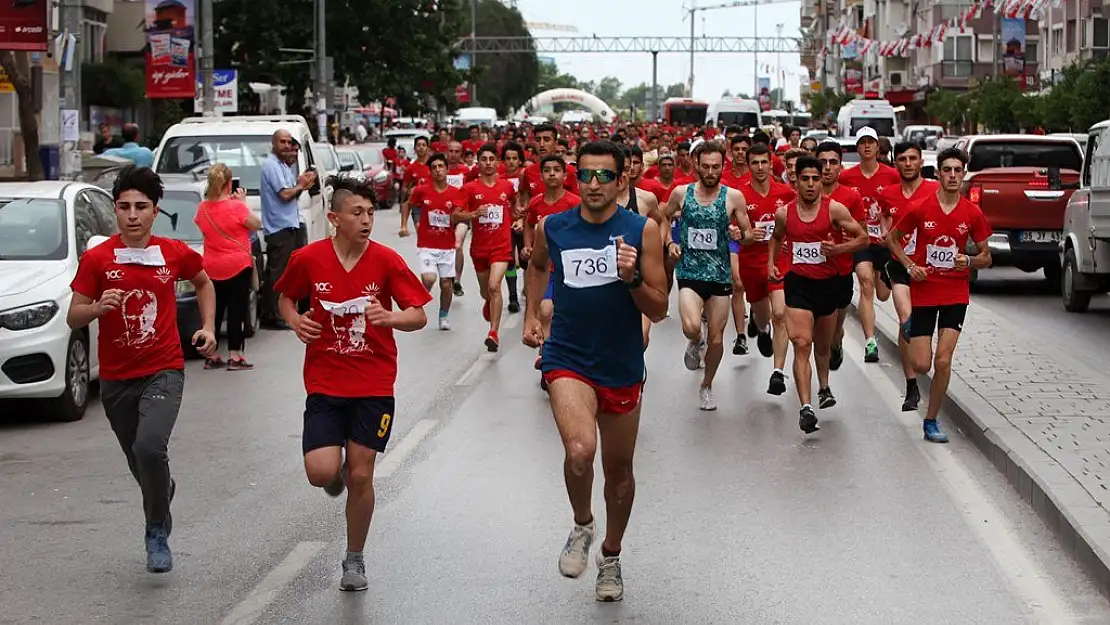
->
xmin=2 ymin=227 xmax=1109 ymax=624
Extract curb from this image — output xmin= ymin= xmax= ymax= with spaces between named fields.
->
xmin=850 ymin=300 xmax=1110 ymax=599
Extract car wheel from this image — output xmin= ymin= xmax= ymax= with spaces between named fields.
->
xmin=52 ymin=331 xmax=90 ymax=422
xmin=1062 ymin=248 xmax=1092 ymax=313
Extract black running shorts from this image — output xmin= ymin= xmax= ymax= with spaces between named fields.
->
xmin=302 ymin=395 xmax=396 ymax=454
xmin=677 ymin=278 xmax=732 ymax=300
xmin=882 ymin=260 xmax=911 ymax=289
xmin=909 ymin=304 xmax=968 ymax=338
xmin=854 ymin=243 xmax=891 ymax=269
xmin=784 ymin=272 xmax=841 ymax=318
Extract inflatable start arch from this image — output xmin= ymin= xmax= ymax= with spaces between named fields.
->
xmin=514 ymin=88 xmax=616 ymax=123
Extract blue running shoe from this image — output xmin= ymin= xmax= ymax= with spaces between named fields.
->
xmin=146 ymin=524 xmax=173 ymax=573
xmin=923 ymin=419 xmax=949 ymax=443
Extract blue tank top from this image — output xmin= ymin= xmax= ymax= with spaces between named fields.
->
xmin=676 ymin=185 xmax=731 ymax=284
xmin=542 ymin=207 xmax=647 ymax=387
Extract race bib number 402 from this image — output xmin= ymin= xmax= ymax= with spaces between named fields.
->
xmin=428 ymin=210 xmax=452 ymax=229
xmin=926 ymin=244 xmax=957 ymax=269
xmin=792 ymin=241 xmax=827 ymax=265
xmin=561 ymin=245 xmax=619 ymax=289
xmin=478 ymin=204 xmax=503 ymax=225
xmin=688 ymin=227 xmax=718 ymax=250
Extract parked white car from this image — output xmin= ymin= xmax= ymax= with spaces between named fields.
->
xmin=0 ymin=181 xmax=118 ymax=421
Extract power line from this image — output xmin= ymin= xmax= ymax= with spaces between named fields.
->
xmin=456 ymin=36 xmax=802 ymax=54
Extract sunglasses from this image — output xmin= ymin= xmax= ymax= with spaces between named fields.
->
xmin=576 ymin=168 xmax=619 ymax=184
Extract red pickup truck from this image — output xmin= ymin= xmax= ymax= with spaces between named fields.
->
xmin=954 ymin=135 xmax=1083 ymax=283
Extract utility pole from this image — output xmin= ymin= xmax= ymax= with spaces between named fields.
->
xmin=60 ymin=0 xmax=82 ymax=180
xmin=687 ymin=1 xmax=696 ymax=97
xmin=470 ymin=0 xmax=478 ymax=105
xmin=199 ymin=0 xmax=216 ymax=115
xmin=753 ymin=1 xmax=759 ymax=95
xmin=993 ymin=12 xmax=1001 ymax=79
xmin=315 ymin=0 xmax=327 ymax=141
xmin=776 ymin=23 xmax=783 ymax=108
xmin=651 ymin=50 xmax=659 ymax=121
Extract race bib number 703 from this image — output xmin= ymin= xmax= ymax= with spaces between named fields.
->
xmin=561 ymin=245 xmax=619 ymax=289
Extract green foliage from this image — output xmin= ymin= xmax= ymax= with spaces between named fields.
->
xmin=83 ymin=61 xmax=147 ymax=109
xmin=805 ymin=88 xmax=853 ymax=120
xmin=967 ymin=77 xmax=1025 ymax=132
xmin=470 ymin=0 xmax=538 ymax=116
xmin=925 ymin=88 xmax=967 ymax=131
xmin=536 ymin=61 xmax=579 ymax=92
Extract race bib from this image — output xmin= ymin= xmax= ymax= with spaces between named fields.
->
xmin=446 ymin=174 xmax=464 ymax=188
xmin=510 ymin=178 xmax=520 ymax=192
xmin=561 ymin=245 xmax=618 ymax=289
xmin=756 ymin=220 xmax=775 ymax=242
xmin=319 ymin=296 xmax=370 ymax=316
xmin=478 ymin=204 xmax=503 ymax=225
xmin=114 ymin=246 xmax=166 ymax=266
xmin=905 ymin=230 xmax=918 ymax=255
xmin=867 ymin=223 xmax=883 ymax=239
xmin=792 ymin=241 xmax=826 ymax=265
xmin=428 ymin=210 xmax=452 ymax=229
xmin=688 ymin=227 xmax=718 ymax=251
xmin=926 ymin=244 xmax=957 ymax=269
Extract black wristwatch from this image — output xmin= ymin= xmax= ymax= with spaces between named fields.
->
xmin=625 ymin=269 xmax=643 ymax=289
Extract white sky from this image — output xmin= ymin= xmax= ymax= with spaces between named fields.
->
xmin=515 ymin=0 xmax=805 ymax=105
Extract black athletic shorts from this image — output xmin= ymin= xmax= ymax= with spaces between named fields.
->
xmin=302 ymin=394 xmax=396 ymax=454
xmin=834 ymin=273 xmax=854 ymax=310
xmin=677 ymin=278 xmax=732 ymax=300
xmin=882 ymin=260 xmax=911 ymax=289
xmin=784 ymin=272 xmax=841 ymax=318
xmin=909 ymin=304 xmax=968 ymax=338
xmin=854 ymin=243 xmax=891 ymax=268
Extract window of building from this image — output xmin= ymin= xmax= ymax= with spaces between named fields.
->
xmin=1067 ymin=19 xmax=1077 ymax=52
xmin=1025 ymin=40 xmax=1038 ymax=62
xmin=939 ymin=2 xmax=973 ymax=21
xmin=1093 ymin=17 xmax=1109 ymax=48
xmin=943 ymin=34 xmax=974 ymax=60
xmin=1052 ymin=25 xmax=1064 ymax=56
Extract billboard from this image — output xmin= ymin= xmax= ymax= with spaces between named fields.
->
xmin=145 ymin=0 xmax=196 ymax=99
xmin=1001 ymin=18 xmax=1027 ymax=80
xmin=0 ymin=0 xmax=48 ymax=51
xmin=195 ymin=70 xmax=239 ymax=113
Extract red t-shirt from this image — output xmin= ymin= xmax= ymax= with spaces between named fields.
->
xmin=721 ymin=167 xmax=751 ymax=190
xmin=446 ymin=164 xmax=470 ymax=189
xmin=785 ymin=197 xmax=839 ymax=280
xmin=462 ymin=139 xmax=485 ymax=155
xmin=464 ymin=178 xmax=517 ymax=256
xmin=410 ymin=183 xmax=466 ymax=249
xmin=194 ymin=198 xmax=254 ymax=281
xmin=825 ymin=184 xmax=866 ymax=276
xmin=839 ymin=163 xmax=901 ymax=244
xmin=273 ymin=240 xmax=432 ymax=398
xmin=403 ymin=160 xmax=430 ymax=189
xmin=527 ymin=191 xmax=581 ymax=225
xmin=523 ymin=160 xmax=579 ymax=197
xmin=894 ymin=194 xmax=991 ymax=307
xmin=737 ymin=180 xmax=796 ymax=265
xmin=878 ymin=180 xmax=940 ymax=254
xmin=382 ymin=147 xmax=398 ymax=163
xmin=636 ymin=177 xmax=669 ymax=204
xmin=70 ymin=235 xmax=204 ymax=381
xmin=431 ymin=141 xmax=448 ymax=153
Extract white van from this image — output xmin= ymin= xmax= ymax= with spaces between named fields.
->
xmin=837 ymin=99 xmax=898 ymax=139
xmin=706 ymin=98 xmax=762 ymax=129
xmin=153 ymin=115 xmax=329 ymax=245
xmin=455 ymin=107 xmax=498 ymax=129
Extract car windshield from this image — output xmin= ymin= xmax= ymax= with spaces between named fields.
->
xmin=354 ymin=146 xmax=384 ymax=166
xmin=155 ymin=135 xmax=274 ymax=193
xmin=0 ymin=199 xmax=67 ymax=260
xmin=968 ymin=141 xmax=1083 ymax=171
xmin=336 ymin=151 xmax=362 ymax=169
xmin=314 ymin=145 xmax=337 ymax=171
xmin=152 ymin=191 xmax=204 ymax=242
xmin=717 ymin=112 xmax=760 ymax=128
xmin=850 ymin=117 xmax=896 ymax=138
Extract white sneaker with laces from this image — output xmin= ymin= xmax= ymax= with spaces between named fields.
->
xmin=595 ymin=552 xmax=624 ymax=602
xmin=438 ymin=316 xmax=451 ymax=331
xmin=683 ymin=339 xmax=700 ymax=371
xmin=558 ymin=519 xmax=596 ymax=578
xmin=699 ymin=386 xmax=717 ymax=411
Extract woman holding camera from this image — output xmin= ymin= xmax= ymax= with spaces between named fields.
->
xmin=195 ymin=164 xmax=262 ymax=370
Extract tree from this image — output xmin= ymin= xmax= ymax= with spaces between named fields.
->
xmin=805 ymin=88 xmax=853 ymax=120
xmin=925 ymin=88 xmax=968 ymax=132
xmin=0 ymin=52 xmax=42 ymax=180
xmin=536 ymin=61 xmax=579 ymax=92
xmin=664 ymin=83 xmax=685 ymax=98
xmin=969 ymin=77 xmax=1023 ymax=132
xmin=618 ymin=83 xmax=651 ymax=110
xmin=596 ymin=76 xmax=622 ymax=104
xmin=470 ymin=0 xmax=539 ymax=115
xmin=83 ymin=61 xmax=146 ymax=109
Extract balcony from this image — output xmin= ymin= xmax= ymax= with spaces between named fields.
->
xmin=930 ymin=60 xmax=1041 ymax=89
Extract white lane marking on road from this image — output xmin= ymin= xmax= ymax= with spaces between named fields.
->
xmin=376 ymin=419 xmax=438 ymax=479
xmin=503 ymin=312 xmax=521 ymax=330
xmin=842 ymin=336 xmax=1076 ymax=625
xmin=219 ymin=541 xmax=327 ymax=625
xmin=456 ymin=353 xmax=496 ymax=386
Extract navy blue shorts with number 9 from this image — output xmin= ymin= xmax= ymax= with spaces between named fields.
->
xmin=302 ymin=395 xmax=396 ymax=454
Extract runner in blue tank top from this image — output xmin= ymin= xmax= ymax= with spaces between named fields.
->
xmin=522 ymin=140 xmax=667 ymax=604
xmin=662 ymin=140 xmax=753 ymax=412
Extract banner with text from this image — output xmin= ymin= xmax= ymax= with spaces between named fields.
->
xmin=145 ymin=0 xmax=196 ymax=99
xmin=0 ymin=0 xmax=48 ymax=51
xmin=195 ymin=70 xmax=239 ymax=113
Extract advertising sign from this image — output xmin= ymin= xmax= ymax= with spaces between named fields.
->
xmin=1001 ymin=18 xmax=1027 ymax=81
xmin=145 ymin=0 xmax=196 ymax=99
xmin=454 ymin=55 xmax=470 ymax=104
xmin=0 ymin=0 xmax=48 ymax=51
xmin=194 ymin=69 xmax=239 ymax=113
xmin=757 ymin=77 xmax=772 ymax=112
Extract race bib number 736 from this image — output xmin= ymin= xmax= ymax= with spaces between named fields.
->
xmin=561 ymin=245 xmax=619 ymax=289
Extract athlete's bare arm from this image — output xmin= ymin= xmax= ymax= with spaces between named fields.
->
xmin=965 ymin=237 xmax=993 ymax=270
xmin=522 ymin=218 xmax=551 ymax=347
xmin=664 ymin=184 xmax=688 ymax=244
xmin=636 ymin=188 xmax=663 ymax=224
xmin=627 ymin=219 xmax=668 ymax=322
xmin=725 ymin=187 xmax=752 ymax=243
xmin=887 ymin=224 xmax=913 ymax=269
xmin=768 ymin=206 xmax=788 ymax=280
xmin=828 ymin=200 xmax=868 ymax=255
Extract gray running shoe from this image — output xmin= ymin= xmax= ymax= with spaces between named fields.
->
xmin=558 ymin=520 xmax=596 ymax=578
xmin=340 ymin=557 xmax=368 ymax=591
xmin=595 ymin=553 xmax=624 ymax=602
xmin=323 ymin=466 xmax=346 ymax=498
xmin=683 ymin=339 xmax=700 ymax=371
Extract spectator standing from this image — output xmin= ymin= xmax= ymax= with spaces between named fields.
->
xmin=259 ymin=130 xmax=316 ymax=328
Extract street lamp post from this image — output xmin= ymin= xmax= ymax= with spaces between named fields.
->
xmin=776 ymin=23 xmax=783 ymax=108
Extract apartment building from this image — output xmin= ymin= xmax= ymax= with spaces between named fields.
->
xmin=1038 ymin=1 xmax=1109 ymax=88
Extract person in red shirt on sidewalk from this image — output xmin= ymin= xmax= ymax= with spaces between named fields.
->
xmin=401 ymin=153 xmax=468 ymax=329
xmin=67 ymin=166 xmax=218 ymax=574
xmin=840 ymin=126 xmax=901 ymax=363
xmin=458 ymin=144 xmax=519 ymax=352
xmin=275 ymin=176 xmax=432 ymax=592
xmin=888 ymin=148 xmax=992 ymax=444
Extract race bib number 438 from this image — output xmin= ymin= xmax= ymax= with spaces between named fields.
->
xmin=792 ymin=241 xmax=826 ymax=264
xmin=561 ymin=245 xmax=618 ymax=289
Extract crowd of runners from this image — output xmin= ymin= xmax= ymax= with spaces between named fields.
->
xmin=63 ymin=118 xmax=992 ymax=603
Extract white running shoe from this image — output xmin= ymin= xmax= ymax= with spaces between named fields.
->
xmin=438 ymin=316 xmax=451 ymax=331
xmin=595 ymin=552 xmax=624 ymax=602
xmin=699 ymin=386 xmax=717 ymax=411
xmin=558 ymin=520 xmax=596 ymax=578
xmin=683 ymin=339 xmax=700 ymax=371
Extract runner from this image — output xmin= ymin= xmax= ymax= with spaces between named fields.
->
xmin=618 ymin=145 xmax=664 ymax=348
xmin=721 ymin=134 xmax=754 ymax=351
xmin=769 ymin=155 xmax=868 ymax=433
xmin=524 ymin=155 xmax=581 ymax=384
xmin=839 ymin=127 xmax=901 ymax=363
xmin=399 ymin=136 xmax=431 ymax=231
xmin=521 ymin=123 xmax=580 ymax=208
xmin=888 ymin=148 xmax=992 ymax=443
xmin=813 ymin=141 xmax=867 ymax=372
xmin=664 ymin=140 xmax=749 ymax=410
xmin=400 ymin=153 xmax=466 ymax=329
xmin=447 ymin=141 xmax=473 ymax=295
xmin=764 ymin=149 xmax=808 ymax=395
xmin=501 ymin=141 xmax=527 ymax=313
xmin=522 ymin=139 xmax=667 ymax=603
xmin=736 ymin=142 xmax=797 ymax=384
xmin=879 ymin=141 xmax=939 ymax=412
xmin=274 ymin=176 xmax=432 ymax=591
xmin=459 ymin=144 xmax=518 ymax=351
xmin=67 ymin=165 xmax=218 ymax=573
xmin=721 ymin=135 xmax=752 ymax=189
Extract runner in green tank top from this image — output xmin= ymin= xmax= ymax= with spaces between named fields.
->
xmin=663 ymin=140 xmax=755 ymax=411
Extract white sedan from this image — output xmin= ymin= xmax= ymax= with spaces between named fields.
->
xmin=0 ymin=181 xmax=117 ymax=421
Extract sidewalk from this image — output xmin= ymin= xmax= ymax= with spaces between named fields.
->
xmin=853 ymin=294 xmax=1110 ymax=598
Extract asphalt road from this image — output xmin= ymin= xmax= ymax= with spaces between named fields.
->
xmin=3 ymin=223 xmax=1110 ymax=624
